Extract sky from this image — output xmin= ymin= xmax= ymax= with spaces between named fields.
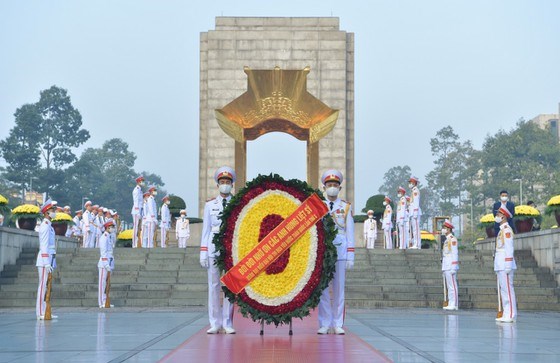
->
xmin=1 ymin=1 xmax=559 ymax=217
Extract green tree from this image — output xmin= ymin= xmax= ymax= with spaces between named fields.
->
xmin=378 ymin=165 xmax=412 ymax=197
xmin=362 ymin=194 xmax=387 ymax=221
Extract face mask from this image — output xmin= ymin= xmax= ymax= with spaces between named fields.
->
xmin=108 ymin=227 xmax=115 ymax=233
xmin=368 ymin=215 xmax=373 ymax=219
xmin=409 ymin=183 xmax=414 ymax=188
xmin=48 ymin=211 xmax=56 ymax=219
xmin=383 ymin=201 xmax=387 ymax=206
xmin=140 ymin=181 xmax=145 ymax=186
xmin=219 ymin=184 xmax=232 ymax=195
xmin=441 ymin=228 xmax=447 ymax=235
xmin=495 ymin=216 xmax=502 ymax=223
xmin=166 ymin=201 xmax=170 ymax=205
xmin=397 ymin=193 xmax=403 ymax=198
xmin=325 ymin=186 xmax=339 ymax=197
xmin=500 ymin=196 xmax=508 ymax=202
xmin=181 ymin=215 xmax=186 ymax=219
xmin=152 ymin=191 xmax=158 ymax=196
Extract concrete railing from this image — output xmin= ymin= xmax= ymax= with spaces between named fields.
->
xmin=474 ymin=227 xmax=560 ymax=285
xmin=0 ymin=226 xmax=79 ymax=273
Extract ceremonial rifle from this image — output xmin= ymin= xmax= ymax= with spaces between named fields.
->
xmin=496 ymin=277 xmax=503 ymax=318
xmin=44 ymin=270 xmax=53 ymax=320
xmin=104 ymin=270 xmax=111 ymax=308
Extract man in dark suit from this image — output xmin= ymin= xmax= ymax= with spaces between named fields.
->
xmin=492 ymin=190 xmax=516 ymax=235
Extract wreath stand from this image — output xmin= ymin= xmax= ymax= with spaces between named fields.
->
xmin=259 ymin=318 xmax=293 ymax=336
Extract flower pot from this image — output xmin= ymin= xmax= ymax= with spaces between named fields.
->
xmin=485 ymin=227 xmax=495 ymax=238
xmin=17 ymin=217 xmax=37 ymax=231
xmin=52 ymin=223 xmax=68 ymax=236
xmin=514 ymin=219 xmax=533 ymax=234
xmin=555 ymin=211 xmax=560 ymax=226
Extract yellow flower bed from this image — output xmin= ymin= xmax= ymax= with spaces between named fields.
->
xmin=12 ymin=204 xmax=40 ymax=214
xmin=420 ymin=230 xmax=435 ymax=241
xmin=52 ymin=212 xmax=73 ymax=222
xmin=0 ymin=194 xmax=8 ymax=205
xmin=547 ymin=195 xmax=560 ymax=206
xmin=515 ymin=205 xmax=540 ymax=216
xmin=480 ymin=213 xmax=494 ymax=223
xmin=117 ymin=229 xmax=133 ymax=240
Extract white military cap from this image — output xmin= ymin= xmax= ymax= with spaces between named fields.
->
xmin=214 ymin=166 xmax=236 ymax=183
xmin=321 ymin=169 xmax=343 ymax=185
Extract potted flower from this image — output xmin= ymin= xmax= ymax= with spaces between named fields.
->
xmin=545 ymin=195 xmax=560 ymax=226
xmin=11 ymin=204 xmax=41 ymax=231
xmin=117 ymin=229 xmax=133 ymax=247
xmin=479 ymin=213 xmax=496 ymax=238
xmin=0 ymin=194 xmax=10 ymax=226
xmin=513 ymin=205 xmax=540 ymax=233
xmin=420 ymin=230 xmax=436 ymax=249
xmin=51 ymin=212 xmax=74 ymax=236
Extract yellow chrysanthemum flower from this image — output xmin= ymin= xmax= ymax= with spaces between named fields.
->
xmin=420 ymin=230 xmax=435 ymax=241
xmin=515 ymin=205 xmax=540 ymax=216
xmin=0 ymin=194 xmax=8 ymax=205
xmin=12 ymin=204 xmax=40 ymax=214
xmin=52 ymin=212 xmax=73 ymax=222
xmin=117 ymin=229 xmax=133 ymax=240
xmin=480 ymin=213 xmax=495 ymax=223
xmin=547 ymin=195 xmax=560 ymax=206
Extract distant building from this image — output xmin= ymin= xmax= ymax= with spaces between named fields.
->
xmin=529 ymin=102 xmax=559 ymax=141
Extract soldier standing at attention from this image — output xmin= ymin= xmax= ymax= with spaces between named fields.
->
xmin=396 ymin=186 xmax=407 ymax=249
xmin=382 ymin=196 xmax=393 ymax=249
xmin=176 ymin=209 xmax=190 ymax=248
xmin=495 ymin=207 xmax=517 ymax=323
xmin=98 ymin=220 xmax=115 ymax=308
xmin=82 ymin=201 xmax=93 ymax=248
xmin=131 ymin=176 xmax=144 ymax=248
xmin=408 ymin=176 xmax=422 ymax=249
xmin=317 ymin=169 xmax=354 ymax=335
xmin=160 ymin=195 xmax=171 ymax=248
xmin=441 ymin=220 xmax=459 ymax=310
xmin=200 ymin=166 xmax=236 ymax=334
xmin=363 ymin=209 xmax=377 ymax=249
xmin=143 ymin=186 xmax=157 ymax=248
xmin=36 ymin=199 xmax=58 ymax=320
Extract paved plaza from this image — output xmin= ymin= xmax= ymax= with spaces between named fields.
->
xmin=0 ymin=307 xmax=559 ymax=362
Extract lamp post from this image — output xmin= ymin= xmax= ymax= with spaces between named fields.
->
xmin=513 ymin=178 xmax=523 ymax=205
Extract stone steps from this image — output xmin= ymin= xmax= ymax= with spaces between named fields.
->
xmin=0 ymin=246 xmax=558 ymax=311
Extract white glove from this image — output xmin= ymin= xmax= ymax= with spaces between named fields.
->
xmin=346 ymin=260 xmax=354 ymax=270
xmin=104 ymin=265 xmax=111 ymax=272
xmin=200 ymin=257 xmax=209 ymax=269
xmin=505 ymin=269 xmax=512 ymax=274
xmin=45 ymin=265 xmax=53 ymax=273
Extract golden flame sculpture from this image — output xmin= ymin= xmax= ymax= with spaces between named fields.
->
xmin=215 ymin=66 xmax=339 ymax=143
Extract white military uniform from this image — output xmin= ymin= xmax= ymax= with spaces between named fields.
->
xmin=143 ymin=195 xmax=157 ymax=248
xmin=363 ymin=217 xmax=377 ymax=249
xmin=318 ymin=197 xmax=355 ymax=330
xmin=176 ymin=216 xmax=190 ymax=248
xmin=404 ymin=198 xmax=411 ymax=249
xmin=97 ymin=230 xmax=114 ymax=307
xmin=200 ymin=195 xmax=234 ymax=331
xmin=71 ymin=214 xmax=82 ymax=238
xmin=442 ymin=232 xmax=459 ymax=309
xmin=82 ymin=209 xmax=94 ymax=248
xmin=382 ymin=204 xmax=393 ymax=249
xmin=495 ymin=222 xmax=517 ymax=322
xmin=396 ymin=195 xmax=407 ymax=249
xmin=410 ymin=185 xmax=422 ymax=249
xmin=131 ymin=184 xmax=143 ymax=248
xmin=36 ymin=218 xmax=56 ymax=319
xmin=160 ymin=203 xmax=171 ymax=248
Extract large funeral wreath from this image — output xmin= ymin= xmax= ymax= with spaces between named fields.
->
xmin=214 ymin=174 xmax=337 ymax=326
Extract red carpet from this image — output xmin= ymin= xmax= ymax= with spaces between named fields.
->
xmin=159 ymin=310 xmax=391 ymax=363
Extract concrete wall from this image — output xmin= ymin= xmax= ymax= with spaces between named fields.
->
xmin=199 ymin=17 xmax=354 ymax=216
xmin=0 ymin=226 xmax=79 ymax=273
xmin=474 ymin=228 xmax=560 ymax=285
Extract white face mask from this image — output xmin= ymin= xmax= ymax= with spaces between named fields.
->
xmin=383 ymin=201 xmax=387 ymax=206
xmin=495 ymin=216 xmax=502 ymax=223
xmin=166 ymin=200 xmax=170 ymax=205
xmin=152 ymin=191 xmax=158 ymax=196
xmin=140 ymin=181 xmax=145 ymax=186
xmin=409 ymin=183 xmax=414 ymax=188
xmin=397 ymin=193 xmax=403 ymax=198
xmin=219 ymin=184 xmax=232 ymax=195
xmin=500 ymin=196 xmax=508 ymax=202
xmin=181 ymin=215 xmax=186 ymax=219
xmin=325 ymin=186 xmax=340 ymax=197
xmin=368 ymin=215 xmax=373 ymax=219
xmin=48 ymin=211 xmax=56 ymax=219
xmin=441 ymin=228 xmax=447 ymax=235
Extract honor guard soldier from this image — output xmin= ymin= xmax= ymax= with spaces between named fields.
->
xmin=143 ymin=186 xmax=157 ymax=248
xmin=71 ymin=210 xmax=82 ymax=241
xmin=396 ymin=187 xmax=407 ymax=249
xmin=160 ymin=195 xmax=171 ymax=248
xmin=82 ymin=201 xmax=94 ymax=248
xmin=382 ymin=196 xmax=393 ymax=249
xmin=131 ymin=176 xmax=145 ymax=248
xmin=98 ymin=220 xmax=115 ymax=308
xmin=408 ymin=176 xmax=422 ymax=249
xmin=495 ymin=207 xmax=517 ymax=323
xmin=141 ymin=191 xmax=150 ymax=247
xmin=441 ymin=220 xmax=459 ymax=310
xmin=318 ymin=169 xmax=355 ymax=335
xmin=36 ymin=199 xmax=58 ymax=320
xmin=176 ymin=209 xmax=190 ymax=248
xmin=404 ymin=195 xmax=411 ymax=249
xmin=364 ymin=210 xmax=377 ymax=249
xmin=63 ymin=206 xmax=72 ymax=237
xmin=200 ymin=166 xmax=236 ymax=334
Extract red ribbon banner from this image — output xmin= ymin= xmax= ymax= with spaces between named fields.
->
xmin=221 ymin=193 xmax=328 ymax=294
